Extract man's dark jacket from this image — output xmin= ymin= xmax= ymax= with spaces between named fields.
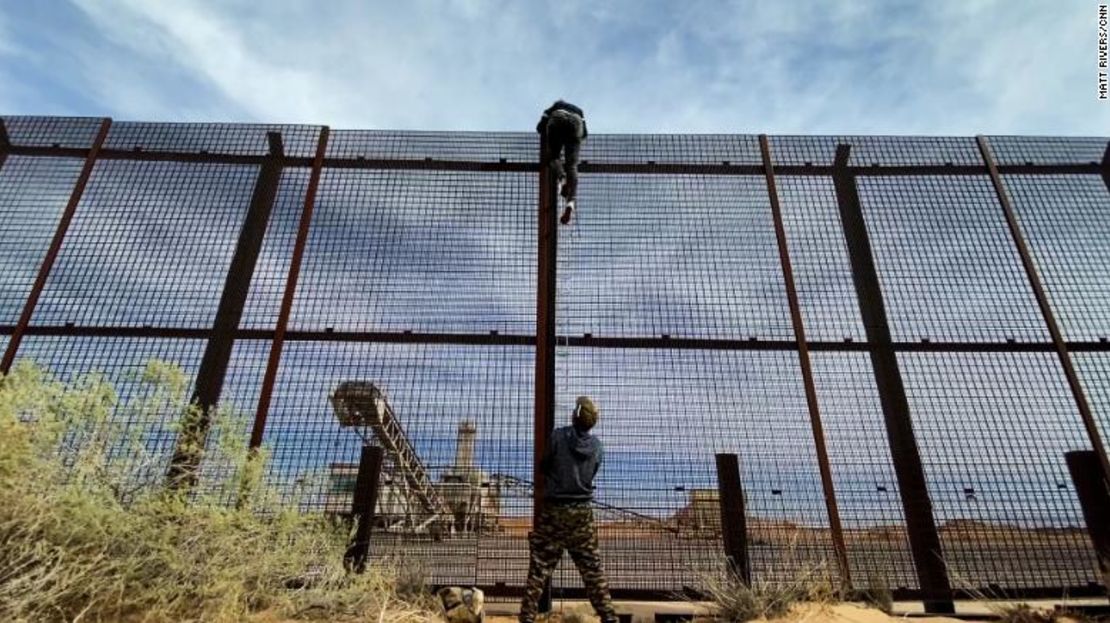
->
xmin=541 ymin=425 xmax=602 ymax=503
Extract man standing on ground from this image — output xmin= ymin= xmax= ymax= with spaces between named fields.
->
xmin=536 ymin=100 xmax=587 ymax=225
xmin=519 ymin=396 xmax=617 ymax=623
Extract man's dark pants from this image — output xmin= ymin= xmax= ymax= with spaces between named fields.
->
xmin=519 ymin=501 xmax=616 ymax=623
xmin=542 ymin=110 xmax=584 ymax=202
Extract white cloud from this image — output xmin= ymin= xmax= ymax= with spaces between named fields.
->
xmin=48 ymin=0 xmax=1110 ymax=134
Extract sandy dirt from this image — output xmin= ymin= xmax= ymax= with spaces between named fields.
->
xmin=483 ymin=602 xmax=999 ymax=623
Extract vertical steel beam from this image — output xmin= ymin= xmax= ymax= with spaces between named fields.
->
xmin=1101 ymin=142 xmax=1110 ymax=194
xmin=832 ymin=144 xmax=954 ymax=613
xmin=250 ymin=127 xmax=330 ymax=449
xmin=715 ymin=453 xmax=751 ymax=585
xmin=167 ymin=132 xmax=286 ymax=489
xmin=345 ymin=445 xmax=385 ymax=573
xmin=1 ymin=118 xmax=112 ymax=375
xmin=759 ymin=135 xmax=852 ymax=590
xmin=0 ymin=119 xmax=10 ymax=171
xmin=1065 ymin=451 xmax=1110 ymax=593
xmin=534 ymin=132 xmax=559 ymax=613
xmin=978 ymin=136 xmax=1110 ymax=481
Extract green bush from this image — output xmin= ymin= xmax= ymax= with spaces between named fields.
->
xmin=0 ymin=360 xmax=438 ymax=622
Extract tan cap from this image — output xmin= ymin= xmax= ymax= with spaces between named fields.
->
xmin=574 ymin=396 xmax=599 ymax=429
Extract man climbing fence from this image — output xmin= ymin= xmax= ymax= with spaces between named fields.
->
xmin=536 ymin=100 xmax=587 ymax=225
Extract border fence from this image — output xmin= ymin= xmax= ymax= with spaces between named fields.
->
xmin=2 ymin=116 xmax=1109 ymax=610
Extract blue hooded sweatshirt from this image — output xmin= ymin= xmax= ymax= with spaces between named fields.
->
xmin=542 ymin=425 xmax=603 ymax=503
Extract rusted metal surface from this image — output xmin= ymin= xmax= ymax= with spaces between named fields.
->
xmin=167 ymin=132 xmax=286 ymax=489
xmin=345 ymin=445 xmax=385 ymax=573
xmin=716 ymin=453 xmax=751 ymax=585
xmin=0 ymin=117 xmax=111 ymax=375
xmin=1065 ymin=451 xmax=1110 ymax=593
xmin=250 ymin=127 xmax=330 ymax=449
xmin=832 ymin=144 xmax=954 ymax=613
xmin=759 ymin=135 xmax=852 ymax=590
xmin=534 ymin=133 xmax=558 ymax=613
xmin=978 ymin=136 xmax=1110 ymax=483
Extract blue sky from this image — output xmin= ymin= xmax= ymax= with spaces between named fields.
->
xmin=1 ymin=0 xmax=1107 ymax=135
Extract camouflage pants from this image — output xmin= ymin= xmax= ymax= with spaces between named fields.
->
xmin=519 ymin=502 xmax=617 ymax=623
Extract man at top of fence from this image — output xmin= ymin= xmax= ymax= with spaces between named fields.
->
xmin=536 ymin=100 xmax=587 ymax=226
xmin=519 ymin=396 xmax=617 ymax=623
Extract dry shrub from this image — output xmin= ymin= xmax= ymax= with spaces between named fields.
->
xmin=696 ymin=563 xmax=837 ymax=622
xmin=0 ymin=360 xmax=439 ymax=623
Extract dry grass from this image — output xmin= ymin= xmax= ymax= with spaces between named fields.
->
xmin=0 ymin=360 xmax=442 ymax=623
xmin=694 ymin=562 xmax=839 ymax=622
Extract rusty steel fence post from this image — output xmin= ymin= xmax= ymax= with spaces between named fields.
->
xmin=1101 ymin=143 xmax=1110 ymax=194
xmin=250 ymin=127 xmax=330 ymax=450
xmin=716 ymin=453 xmax=751 ymax=585
xmin=0 ymin=119 xmax=10 ymax=171
xmin=1065 ymin=451 xmax=1110 ymax=594
xmin=345 ymin=445 xmax=385 ymax=573
xmin=167 ymin=131 xmax=287 ymax=490
xmin=759 ymin=135 xmax=852 ymax=590
xmin=534 ymin=132 xmax=559 ymax=614
xmin=977 ymin=136 xmax=1110 ymax=483
xmin=831 ymin=144 xmax=954 ymax=613
xmin=1 ymin=117 xmax=112 ymax=375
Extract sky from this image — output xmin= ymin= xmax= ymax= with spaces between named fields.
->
xmin=0 ymin=0 xmax=1108 ymax=135
xmin=2 ymin=0 xmax=1110 ymax=548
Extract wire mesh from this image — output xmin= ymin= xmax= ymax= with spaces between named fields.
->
xmin=776 ymin=175 xmax=868 ymax=343
xmin=258 ymin=340 xmax=533 ymax=587
xmin=31 ymin=160 xmax=260 ymax=328
xmin=0 ymin=155 xmax=84 ymax=325
xmin=552 ymin=347 xmax=836 ymax=591
xmin=987 ymin=136 xmax=1109 ymax=166
xmin=858 ymin=176 xmax=1048 ymax=343
xmin=1 ymin=115 xmax=104 ymax=149
xmin=1002 ymin=174 xmax=1110 ymax=342
xmin=10 ymin=335 xmax=206 ymax=486
xmin=2 ymin=117 xmax=1110 ymax=599
xmin=104 ymin=122 xmax=323 ymax=159
xmin=769 ymin=136 xmax=982 ymax=167
xmin=240 ymin=168 xmax=312 ymax=330
xmin=810 ymin=352 xmax=919 ymax=590
xmin=1073 ymin=353 xmax=1110 ymax=461
xmin=560 ymin=174 xmax=793 ymax=341
xmin=898 ymin=351 xmax=1099 ymax=589
xmin=288 ymin=168 xmax=536 ymax=335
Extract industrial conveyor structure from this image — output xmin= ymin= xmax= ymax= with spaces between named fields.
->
xmin=330 ymin=381 xmax=453 ymax=532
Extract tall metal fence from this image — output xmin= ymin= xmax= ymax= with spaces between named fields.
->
xmin=2 ymin=116 xmax=1109 ymax=606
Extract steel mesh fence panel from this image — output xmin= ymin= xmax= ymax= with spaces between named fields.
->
xmin=326 ymin=129 xmax=535 ymax=163
xmin=810 ymin=352 xmax=919 ymax=590
xmin=560 ymin=174 xmax=793 ymax=340
xmin=104 ymin=122 xmax=323 ymax=159
xmin=2 ymin=116 xmax=104 ymax=149
xmin=1073 ymin=353 xmax=1110 ymax=460
xmin=552 ymin=347 xmax=835 ymax=591
xmin=11 ymin=335 xmax=206 ymax=488
xmin=0 ymin=155 xmax=84 ymax=324
xmin=769 ymin=136 xmax=981 ymax=167
xmin=777 ymin=175 xmax=868 ymax=342
xmin=1003 ymin=174 xmax=1110 ymax=342
xmin=289 ymin=168 xmax=536 ymax=335
xmin=30 ymin=160 xmax=259 ymax=328
xmin=240 ymin=168 xmax=311 ymax=330
xmin=987 ymin=136 xmax=1108 ymax=166
xmin=1 ymin=117 xmax=1108 ymax=600
xmin=898 ymin=351 xmax=1099 ymax=590
xmin=258 ymin=340 xmax=533 ymax=587
xmin=859 ymin=176 xmax=1048 ymax=343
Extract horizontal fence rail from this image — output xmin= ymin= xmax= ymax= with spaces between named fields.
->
xmin=2 ymin=116 xmax=1109 ymax=605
